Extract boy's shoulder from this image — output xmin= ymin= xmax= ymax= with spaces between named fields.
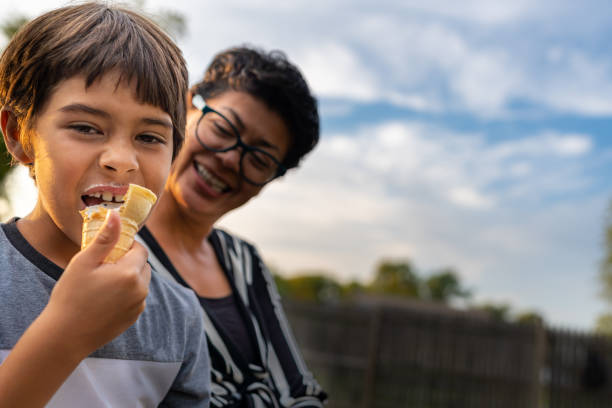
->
xmin=0 ymin=219 xmax=58 ymax=288
xmin=0 ymin=220 xmax=56 ymax=349
xmin=0 ymin=219 xmax=51 ymax=270
xmin=148 ymin=262 xmax=202 ymax=315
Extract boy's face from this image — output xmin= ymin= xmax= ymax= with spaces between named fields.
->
xmin=25 ymin=71 xmax=174 ymax=247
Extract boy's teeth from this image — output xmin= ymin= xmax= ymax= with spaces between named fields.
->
xmin=84 ymin=191 xmax=125 ymax=204
xmin=195 ymin=162 xmax=228 ymax=193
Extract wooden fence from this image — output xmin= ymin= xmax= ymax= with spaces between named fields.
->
xmin=282 ymin=298 xmax=612 ymax=408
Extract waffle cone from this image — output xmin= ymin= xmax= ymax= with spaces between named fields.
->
xmin=80 ymin=184 xmax=157 ymax=263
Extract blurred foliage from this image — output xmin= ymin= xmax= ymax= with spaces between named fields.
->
xmin=597 ymin=202 xmax=612 ymax=331
xmin=0 ymin=14 xmax=29 ymax=200
xmin=274 ymin=271 xmax=342 ymax=303
xmin=369 ymin=259 xmax=420 ymax=297
xmin=274 ymin=257 xmax=543 ymax=326
xmin=270 ymin=259 xmax=544 ymax=325
xmin=275 ymin=259 xmax=472 ymax=305
xmin=1 ymin=14 xmax=28 ymax=39
xmin=514 ymin=310 xmax=545 ymax=326
xmin=126 ymin=0 xmax=187 ymax=39
xmin=595 ymin=313 xmax=612 ymax=336
xmin=600 ymin=203 xmax=612 ymax=303
xmin=470 ymin=302 xmax=512 ymax=322
xmin=424 ymin=268 xmax=471 ymax=303
xmin=153 ymin=9 xmax=187 ymax=39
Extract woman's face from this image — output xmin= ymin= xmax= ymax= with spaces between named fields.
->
xmin=167 ymin=90 xmax=290 ymax=221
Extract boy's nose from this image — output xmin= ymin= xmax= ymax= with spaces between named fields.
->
xmin=99 ymin=140 xmax=138 ymax=174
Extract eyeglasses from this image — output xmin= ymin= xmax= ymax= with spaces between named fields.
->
xmin=192 ymin=94 xmax=286 ymax=186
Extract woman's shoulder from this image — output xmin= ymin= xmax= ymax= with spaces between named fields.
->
xmin=210 ymin=227 xmax=260 ymax=258
xmin=210 ymin=227 xmax=268 ymax=286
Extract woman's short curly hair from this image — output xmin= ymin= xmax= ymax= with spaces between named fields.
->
xmin=191 ymin=46 xmax=319 ymax=170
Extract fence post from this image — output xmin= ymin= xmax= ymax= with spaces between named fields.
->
xmin=362 ymin=305 xmax=383 ymax=408
xmin=531 ymin=322 xmax=547 ymax=408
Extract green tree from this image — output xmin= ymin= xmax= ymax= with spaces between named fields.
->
xmin=424 ymin=268 xmax=471 ymax=303
xmin=341 ymin=280 xmax=367 ymax=298
xmin=595 ymin=313 xmax=612 ymax=336
xmin=127 ymin=0 xmax=187 ymax=39
xmin=600 ymin=202 xmax=612 ymax=303
xmin=368 ymin=259 xmax=421 ymax=297
xmin=0 ymin=14 xmax=29 ymax=203
xmin=275 ymin=271 xmax=342 ymax=303
xmin=514 ymin=310 xmax=544 ymax=326
xmin=1 ymin=14 xmax=28 ymax=39
xmin=471 ymin=302 xmax=512 ymax=322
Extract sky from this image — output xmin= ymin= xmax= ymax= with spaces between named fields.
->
xmin=3 ymin=0 xmax=612 ymax=330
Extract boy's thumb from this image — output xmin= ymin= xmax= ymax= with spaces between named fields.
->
xmin=81 ymin=210 xmax=120 ymax=263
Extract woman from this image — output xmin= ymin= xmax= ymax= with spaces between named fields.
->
xmin=138 ymin=46 xmax=327 ymax=407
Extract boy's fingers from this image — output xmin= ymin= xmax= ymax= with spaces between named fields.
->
xmin=116 ymin=242 xmax=150 ymax=276
xmin=124 ymin=241 xmax=148 ymax=264
xmin=115 ymin=243 xmax=151 ymax=294
xmin=80 ymin=211 xmax=120 ymax=264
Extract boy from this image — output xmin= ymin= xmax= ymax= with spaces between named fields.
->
xmin=0 ymin=3 xmax=210 ymax=406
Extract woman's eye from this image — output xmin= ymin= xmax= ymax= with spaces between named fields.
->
xmin=212 ymin=122 xmax=236 ymax=140
xmin=248 ymin=152 xmax=274 ymax=170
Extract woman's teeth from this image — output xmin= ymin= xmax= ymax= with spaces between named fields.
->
xmin=195 ymin=162 xmax=228 ymax=193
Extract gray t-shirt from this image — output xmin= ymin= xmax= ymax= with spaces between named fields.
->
xmin=0 ymin=220 xmax=211 ymax=407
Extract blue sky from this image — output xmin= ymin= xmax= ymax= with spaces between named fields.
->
xmin=5 ymin=0 xmax=612 ymax=329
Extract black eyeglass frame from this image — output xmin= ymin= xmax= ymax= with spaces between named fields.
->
xmin=192 ymin=94 xmax=287 ymax=187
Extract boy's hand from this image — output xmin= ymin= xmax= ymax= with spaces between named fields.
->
xmin=44 ymin=210 xmax=151 ymax=358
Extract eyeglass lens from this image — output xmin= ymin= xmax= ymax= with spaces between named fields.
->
xmin=197 ymin=110 xmax=281 ymax=185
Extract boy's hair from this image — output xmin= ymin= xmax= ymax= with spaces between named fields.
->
xmin=0 ymin=1 xmax=187 ymax=160
xmin=191 ymin=46 xmax=319 ymax=170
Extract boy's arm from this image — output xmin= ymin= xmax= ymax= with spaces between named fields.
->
xmin=0 ymin=211 xmax=151 ymax=407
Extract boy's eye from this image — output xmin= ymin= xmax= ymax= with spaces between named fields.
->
xmin=69 ymin=124 xmax=100 ymax=134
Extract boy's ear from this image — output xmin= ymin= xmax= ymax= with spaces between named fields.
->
xmin=0 ymin=108 xmax=33 ymax=164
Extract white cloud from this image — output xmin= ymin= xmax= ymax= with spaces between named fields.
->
xmin=298 ymin=42 xmax=379 ymax=102
xmin=397 ymin=0 xmax=534 ymax=24
xmin=451 ymin=51 xmax=524 ymax=115
xmin=12 ymin=0 xmax=612 ymax=118
xmin=489 ymin=133 xmax=593 ymax=160
xmin=448 ymin=187 xmax=495 ymax=210
xmin=219 ymin=120 xmax=600 ymax=290
xmin=551 ymin=134 xmax=593 ymax=156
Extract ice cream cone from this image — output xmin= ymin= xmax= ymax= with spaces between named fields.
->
xmin=80 ymin=184 xmax=157 ymax=263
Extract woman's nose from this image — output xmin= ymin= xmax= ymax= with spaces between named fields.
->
xmin=217 ymin=148 xmax=241 ymax=173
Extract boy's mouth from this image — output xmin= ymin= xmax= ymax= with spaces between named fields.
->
xmin=194 ymin=161 xmax=230 ymax=193
xmin=81 ymin=185 xmax=129 ymax=209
